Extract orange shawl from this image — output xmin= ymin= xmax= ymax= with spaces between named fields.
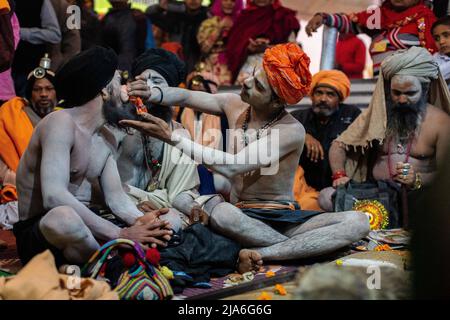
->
xmin=0 ymin=97 xmax=34 ymax=202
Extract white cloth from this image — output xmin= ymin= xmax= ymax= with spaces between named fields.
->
xmin=0 ymin=201 xmax=19 ymax=230
xmin=126 ymin=141 xmax=200 ymax=208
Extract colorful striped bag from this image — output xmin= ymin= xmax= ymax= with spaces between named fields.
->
xmin=82 ymin=239 xmax=173 ymax=300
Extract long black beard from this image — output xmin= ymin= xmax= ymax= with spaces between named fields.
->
xmin=102 ymin=98 xmax=140 ymax=132
xmin=386 ymin=92 xmax=428 ymax=140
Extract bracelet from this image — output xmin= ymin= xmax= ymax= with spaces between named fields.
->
xmin=332 ymin=170 xmax=347 ymax=181
xmin=152 ymin=86 xmax=164 ymax=104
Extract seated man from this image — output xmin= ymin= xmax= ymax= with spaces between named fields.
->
xmin=432 ymin=16 xmax=450 ymax=90
xmin=108 ymin=48 xmax=212 ymax=232
xmin=306 ymin=0 xmax=437 ymax=76
xmin=321 ymin=47 xmax=450 ymax=225
xmin=121 ymin=43 xmax=370 ymax=273
xmin=0 ymin=56 xmax=58 ymax=229
xmin=291 ymin=70 xmax=361 ymax=193
xmin=14 ymin=47 xmax=172 ymax=266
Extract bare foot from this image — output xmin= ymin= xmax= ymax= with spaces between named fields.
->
xmin=238 ymin=249 xmax=263 ymax=274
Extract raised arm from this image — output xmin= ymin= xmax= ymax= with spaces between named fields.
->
xmin=40 ymin=114 xmax=121 ymax=241
xmin=148 ymin=86 xmax=240 ymax=116
xmin=100 ymin=154 xmax=143 ymax=225
xmin=121 ymin=113 xmax=303 ymax=179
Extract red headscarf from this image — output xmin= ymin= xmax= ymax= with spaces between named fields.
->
xmin=226 ymin=0 xmax=300 ymax=81
xmin=353 ymin=0 xmax=437 ymax=53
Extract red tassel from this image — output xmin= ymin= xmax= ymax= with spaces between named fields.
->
xmin=122 ymin=252 xmax=136 ymax=268
xmin=145 ymin=248 xmax=161 ymax=266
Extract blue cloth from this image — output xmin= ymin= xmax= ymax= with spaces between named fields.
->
xmin=197 ymin=164 xmax=216 ymax=195
xmin=241 ymin=201 xmax=322 ymax=224
xmin=144 ymin=18 xmax=155 ymax=49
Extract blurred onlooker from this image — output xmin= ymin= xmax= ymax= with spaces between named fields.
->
xmin=291 ymin=70 xmax=360 ymax=192
xmin=335 ymin=33 xmax=366 ymax=79
xmin=11 ymin=0 xmax=62 ymax=97
xmin=226 ymin=0 xmax=300 ymax=84
xmin=432 ymin=16 xmax=450 ymax=90
xmin=146 ymin=0 xmax=208 ymax=74
xmin=0 ymin=0 xmax=19 ymax=106
xmin=306 ymin=0 xmax=438 ymax=77
xmin=432 ymin=0 xmax=450 ymax=18
xmin=102 ymin=0 xmax=149 ymax=73
xmin=196 ymin=0 xmax=243 ymax=85
xmin=76 ymin=0 xmax=101 ymax=51
xmin=0 ymin=56 xmax=57 ymax=229
xmin=48 ymin=0 xmax=81 ymax=71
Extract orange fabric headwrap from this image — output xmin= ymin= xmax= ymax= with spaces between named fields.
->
xmin=262 ymin=43 xmax=312 ymax=104
xmin=310 ymin=70 xmax=351 ymax=100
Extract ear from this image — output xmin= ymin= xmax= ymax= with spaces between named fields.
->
xmin=101 ymin=87 xmax=109 ymax=100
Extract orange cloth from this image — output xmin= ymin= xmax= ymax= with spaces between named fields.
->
xmin=0 ymin=98 xmax=34 ymax=203
xmin=292 ymin=166 xmax=321 ymax=211
xmin=0 ymin=0 xmax=10 ymax=14
xmin=262 ymin=43 xmax=312 ymax=104
xmin=181 ymin=109 xmax=222 ymax=149
xmin=0 ymin=97 xmax=33 ymax=172
xmin=310 ymin=70 xmax=351 ymax=100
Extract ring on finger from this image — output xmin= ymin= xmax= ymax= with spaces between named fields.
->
xmin=402 ymin=168 xmax=409 ymax=176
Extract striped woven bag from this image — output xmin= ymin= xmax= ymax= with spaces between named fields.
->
xmin=82 ymin=239 xmax=173 ymax=300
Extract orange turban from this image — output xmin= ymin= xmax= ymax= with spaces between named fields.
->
xmin=310 ymin=70 xmax=351 ymax=100
xmin=262 ymin=43 xmax=312 ymax=104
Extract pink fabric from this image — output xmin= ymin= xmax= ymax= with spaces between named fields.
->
xmin=210 ymin=0 xmax=243 ymax=22
xmin=0 ymin=13 xmax=19 ymax=101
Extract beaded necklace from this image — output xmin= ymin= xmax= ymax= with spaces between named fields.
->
xmin=241 ymin=107 xmax=286 ymax=146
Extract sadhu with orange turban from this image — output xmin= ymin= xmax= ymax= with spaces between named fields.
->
xmin=262 ymin=43 xmax=312 ymax=105
xmin=310 ymin=70 xmax=351 ymax=101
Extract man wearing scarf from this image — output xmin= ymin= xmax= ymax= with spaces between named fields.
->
xmin=14 ymin=47 xmax=172 ymax=266
xmin=306 ymin=0 xmax=438 ymax=76
xmin=112 ymin=48 xmax=206 ymax=233
xmin=121 ymin=43 xmax=369 ymax=273
xmin=0 ymin=56 xmax=57 ymax=229
xmin=291 ymin=70 xmax=361 ymax=211
xmin=320 ymin=47 xmax=450 ymax=223
xmin=226 ymin=0 xmax=300 ymax=83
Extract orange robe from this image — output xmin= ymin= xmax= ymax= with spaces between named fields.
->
xmin=292 ymin=166 xmax=322 ymax=211
xmin=0 ymin=97 xmax=34 ymax=203
xmin=181 ymin=108 xmax=222 ymax=150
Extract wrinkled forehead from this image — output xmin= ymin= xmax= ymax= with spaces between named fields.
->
xmin=390 ymin=75 xmax=422 ymax=91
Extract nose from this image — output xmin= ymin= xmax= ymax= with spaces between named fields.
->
xmin=398 ymin=94 xmax=408 ymax=104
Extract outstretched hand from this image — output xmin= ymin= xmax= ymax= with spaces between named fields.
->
xmin=305 ymin=13 xmax=324 ymax=36
xmin=119 ymin=113 xmax=173 ymax=143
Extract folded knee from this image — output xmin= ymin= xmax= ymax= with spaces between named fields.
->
xmin=318 ymin=187 xmax=335 ymax=211
xmin=40 ymin=206 xmax=88 ymax=241
xmin=345 ymin=211 xmax=370 ymax=240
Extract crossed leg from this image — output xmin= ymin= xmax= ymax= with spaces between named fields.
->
xmin=39 ymin=206 xmax=100 ymax=264
xmin=209 ymin=202 xmax=370 ymax=273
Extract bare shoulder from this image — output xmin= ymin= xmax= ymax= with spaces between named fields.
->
xmin=272 ymin=112 xmax=305 ymax=143
xmin=36 ymin=110 xmax=76 ymax=142
xmin=424 ymin=104 xmax=450 ymax=128
xmin=221 ymin=93 xmax=248 ymax=111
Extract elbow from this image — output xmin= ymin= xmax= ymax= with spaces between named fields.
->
xmin=43 ymin=193 xmax=65 ymax=211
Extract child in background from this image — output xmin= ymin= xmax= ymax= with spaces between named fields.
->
xmin=432 ymin=16 xmax=450 ymax=90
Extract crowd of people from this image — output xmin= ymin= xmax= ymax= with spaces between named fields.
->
xmin=0 ymin=0 xmax=450 ymax=287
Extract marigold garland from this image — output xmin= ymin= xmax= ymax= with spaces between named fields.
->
xmin=353 ymin=199 xmax=389 ymax=230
